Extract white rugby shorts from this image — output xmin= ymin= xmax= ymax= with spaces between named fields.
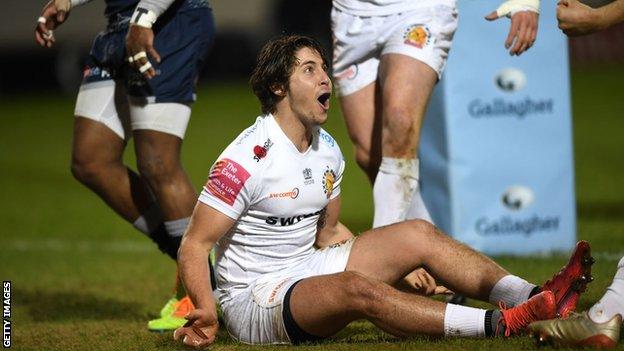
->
xmin=74 ymin=80 xmax=191 ymax=140
xmin=221 ymin=238 xmax=355 ymax=345
xmin=332 ymin=1 xmax=459 ymax=96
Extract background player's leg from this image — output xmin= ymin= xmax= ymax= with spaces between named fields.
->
xmin=373 ymin=54 xmax=437 ymax=227
xmin=133 ymin=130 xmax=196 ymax=221
xmin=134 ymin=125 xmax=204 ymax=332
xmin=71 ymin=118 xmax=155 ymax=223
xmin=339 ymin=82 xmax=382 ymax=184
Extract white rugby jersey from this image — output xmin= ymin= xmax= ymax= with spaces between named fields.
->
xmin=198 ymin=114 xmax=345 ymax=305
xmin=333 ymin=0 xmax=456 ymax=17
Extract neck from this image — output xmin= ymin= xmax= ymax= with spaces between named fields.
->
xmin=272 ymin=109 xmax=313 ymax=153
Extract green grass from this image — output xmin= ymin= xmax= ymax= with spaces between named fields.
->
xmin=1 ymin=67 xmax=623 ymax=350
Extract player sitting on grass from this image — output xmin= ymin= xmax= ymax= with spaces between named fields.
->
xmin=172 ymin=35 xmax=595 ymax=347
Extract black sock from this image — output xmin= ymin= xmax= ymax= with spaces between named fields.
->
xmin=528 ymin=286 xmax=541 ymax=299
xmin=485 ymin=310 xmax=504 ymax=337
xmin=148 ymin=224 xmax=180 ymax=260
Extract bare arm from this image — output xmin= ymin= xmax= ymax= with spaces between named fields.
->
xmin=173 ymin=202 xmax=235 ymax=348
xmin=314 ymin=196 xmax=354 ymax=249
xmin=557 ymin=0 xmax=624 ymax=36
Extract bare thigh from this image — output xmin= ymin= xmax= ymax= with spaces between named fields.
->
xmin=378 ymin=54 xmax=438 ymax=157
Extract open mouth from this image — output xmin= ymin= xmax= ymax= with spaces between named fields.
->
xmin=317 ymin=92 xmax=331 ymax=110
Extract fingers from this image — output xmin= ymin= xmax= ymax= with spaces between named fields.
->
xmin=434 ymin=285 xmax=453 ymax=295
xmin=173 ymin=327 xmax=213 ymax=348
xmin=147 ymin=46 xmax=161 ymax=64
xmin=510 ymin=19 xmax=529 ymax=54
xmin=125 ymin=25 xmax=159 ymax=79
xmin=485 ymin=10 xmax=499 ymax=21
xmin=507 ymin=11 xmax=538 ymax=56
xmin=35 ymin=19 xmax=56 ymax=48
xmin=505 ymin=15 xmax=520 ymax=50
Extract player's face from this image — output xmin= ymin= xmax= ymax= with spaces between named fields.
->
xmin=285 ymin=47 xmax=332 ymax=126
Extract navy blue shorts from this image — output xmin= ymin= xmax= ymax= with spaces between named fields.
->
xmin=81 ymin=7 xmax=214 ymax=104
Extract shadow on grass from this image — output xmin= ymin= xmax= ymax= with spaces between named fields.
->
xmin=16 ymin=288 xmax=143 ymax=322
xmin=578 ymin=201 xmax=624 ymax=220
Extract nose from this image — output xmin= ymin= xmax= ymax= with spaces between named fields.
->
xmin=320 ymin=71 xmax=331 ymax=87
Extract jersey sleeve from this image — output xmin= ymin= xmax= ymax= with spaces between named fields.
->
xmin=329 ymin=156 xmax=345 ymax=200
xmin=199 ymin=156 xmax=256 ymax=220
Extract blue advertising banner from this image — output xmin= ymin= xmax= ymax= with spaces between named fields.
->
xmin=420 ymin=0 xmax=576 ymax=255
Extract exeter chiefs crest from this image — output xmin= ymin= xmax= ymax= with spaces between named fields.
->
xmin=403 ymin=24 xmax=431 ymax=48
xmin=322 ymin=166 xmax=336 ymax=199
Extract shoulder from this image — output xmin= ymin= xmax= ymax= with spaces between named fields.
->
xmin=214 ymin=116 xmax=271 ymax=176
xmin=317 ymin=127 xmax=343 ymax=159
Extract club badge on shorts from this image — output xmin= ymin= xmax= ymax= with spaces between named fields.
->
xmin=403 ymin=24 xmax=431 ymax=48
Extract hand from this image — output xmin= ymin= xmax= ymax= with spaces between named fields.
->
xmin=173 ymin=309 xmax=219 ymax=349
xmin=34 ymin=0 xmax=70 ymax=48
xmin=485 ymin=10 xmax=539 ymax=56
xmin=557 ymin=0 xmax=603 ymax=36
xmin=125 ymin=25 xmax=161 ymax=79
xmin=403 ymin=268 xmax=453 ymax=296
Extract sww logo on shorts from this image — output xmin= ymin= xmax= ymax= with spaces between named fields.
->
xmin=205 ymin=158 xmax=250 ymax=206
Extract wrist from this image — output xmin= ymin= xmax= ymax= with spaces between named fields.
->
xmin=593 ymin=6 xmax=611 ymax=31
xmin=130 ymin=7 xmax=158 ymax=29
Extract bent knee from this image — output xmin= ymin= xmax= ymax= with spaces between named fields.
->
xmin=340 ymin=272 xmax=386 ymax=316
xmin=70 ymin=157 xmax=105 ymax=186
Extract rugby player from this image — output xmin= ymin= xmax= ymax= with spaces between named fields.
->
xmin=34 ymin=0 xmax=215 ymax=331
xmin=172 ymin=35 xmax=594 ymax=347
xmin=330 ymin=0 xmax=539 ymax=228
xmin=527 ymin=6 xmax=624 ymax=346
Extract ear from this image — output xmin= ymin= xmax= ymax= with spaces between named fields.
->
xmin=271 ymin=84 xmax=286 ymax=97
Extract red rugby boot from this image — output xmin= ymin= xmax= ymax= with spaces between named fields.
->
xmin=541 ymin=240 xmax=594 ymax=318
xmin=498 ymin=290 xmax=557 ymax=336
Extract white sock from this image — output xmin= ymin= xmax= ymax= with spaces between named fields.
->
xmin=489 ymin=275 xmax=537 ymax=307
xmin=132 ymin=202 xmax=163 ymax=235
xmin=404 ymin=159 xmax=432 ymax=223
xmin=588 ymin=256 xmax=624 ymax=323
xmin=164 ymin=217 xmax=190 ymax=237
xmin=444 ymin=303 xmax=486 ymax=337
xmin=373 ymin=157 xmax=424 ymax=228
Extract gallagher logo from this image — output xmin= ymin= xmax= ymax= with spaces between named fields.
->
xmin=495 ymin=68 xmax=526 ymax=93
xmin=253 ymin=138 xmax=273 ymax=162
xmin=502 ymin=185 xmax=534 ymax=211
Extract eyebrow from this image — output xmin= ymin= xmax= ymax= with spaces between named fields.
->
xmin=299 ymin=60 xmax=318 ymax=67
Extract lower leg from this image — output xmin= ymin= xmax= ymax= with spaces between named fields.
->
xmin=589 ymin=256 xmax=624 ymax=322
xmin=373 ymin=55 xmax=437 ymax=227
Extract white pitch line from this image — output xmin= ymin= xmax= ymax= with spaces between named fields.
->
xmin=5 ymin=238 xmax=154 ymax=253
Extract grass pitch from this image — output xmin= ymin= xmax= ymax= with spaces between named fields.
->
xmin=1 ymin=66 xmax=623 ymax=350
